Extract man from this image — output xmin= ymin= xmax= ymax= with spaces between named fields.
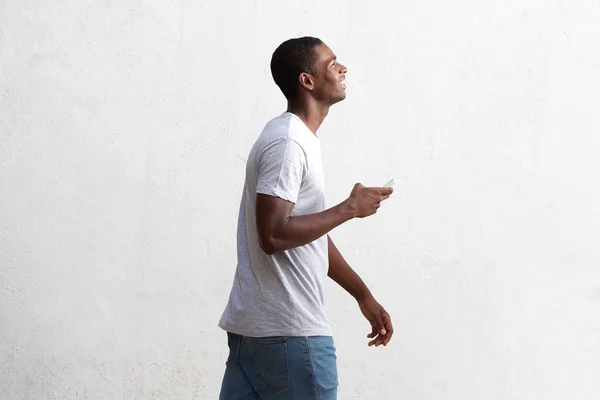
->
xmin=218 ymin=37 xmax=394 ymax=400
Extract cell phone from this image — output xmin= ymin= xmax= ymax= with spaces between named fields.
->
xmin=383 ymin=178 xmax=395 ymax=188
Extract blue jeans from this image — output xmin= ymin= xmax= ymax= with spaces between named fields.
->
xmin=219 ymin=332 xmax=338 ymax=400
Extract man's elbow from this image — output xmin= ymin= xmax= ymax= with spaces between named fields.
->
xmin=258 ymin=236 xmax=277 ymax=255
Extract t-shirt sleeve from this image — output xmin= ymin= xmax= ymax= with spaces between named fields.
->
xmin=256 ymin=138 xmax=307 ymax=204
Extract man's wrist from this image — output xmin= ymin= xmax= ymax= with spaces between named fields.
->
xmin=338 ymin=198 xmax=357 ymax=220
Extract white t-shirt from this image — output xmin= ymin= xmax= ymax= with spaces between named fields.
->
xmin=218 ymin=112 xmax=331 ymax=337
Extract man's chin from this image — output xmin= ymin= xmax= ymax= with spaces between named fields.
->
xmin=330 ymin=93 xmax=347 ymax=105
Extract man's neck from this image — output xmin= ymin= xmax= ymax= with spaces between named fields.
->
xmin=287 ymin=100 xmax=330 ymax=136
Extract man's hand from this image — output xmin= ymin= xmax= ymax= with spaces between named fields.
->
xmin=345 ymin=183 xmax=393 ymax=218
xmin=358 ymin=295 xmax=394 ymax=347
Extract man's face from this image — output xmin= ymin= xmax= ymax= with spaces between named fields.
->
xmin=310 ymin=43 xmax=348 ymax=105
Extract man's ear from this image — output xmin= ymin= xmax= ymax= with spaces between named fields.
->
xmin=298 ymin=72 xmax=314 ymax=91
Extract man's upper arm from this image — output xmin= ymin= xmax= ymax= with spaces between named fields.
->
xmin=255 ymin=194 xmax=294 ymax=254
xmin=254 ymin=138 xmax=307 ymax=254
xmin=256 ymin=138 xmax=307 ymax=203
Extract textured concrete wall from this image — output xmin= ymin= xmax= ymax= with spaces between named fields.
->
xmin=1 ymin=1 xmax=599 ymax=399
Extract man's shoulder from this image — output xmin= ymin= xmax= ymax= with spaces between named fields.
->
xmin=256 ymin=114 xmax=309 ymax=150
xmin=261 ymin=113 xmax=294 ymax=138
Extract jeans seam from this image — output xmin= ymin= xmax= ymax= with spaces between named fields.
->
xmin=304 ymin=337 xmax=321 ymax=400
xmin=226 ymin=333 xmax=241 ymax=366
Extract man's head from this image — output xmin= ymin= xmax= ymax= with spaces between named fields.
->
xmin=270 ymin=37 xmax=347 ymax=105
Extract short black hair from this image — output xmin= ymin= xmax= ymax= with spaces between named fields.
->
xmin=270 ymin=37 xmax=324 ymax=100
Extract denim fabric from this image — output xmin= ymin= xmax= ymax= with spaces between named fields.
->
xmin=219 ymin=332 xmax=338 ymax=400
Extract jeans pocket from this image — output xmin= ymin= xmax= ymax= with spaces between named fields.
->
xmin=251 ymin=337 xmax=290 ymax=394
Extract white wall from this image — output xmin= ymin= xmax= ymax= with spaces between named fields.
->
xmin=1 ymin=1 xmax=599 ymax=399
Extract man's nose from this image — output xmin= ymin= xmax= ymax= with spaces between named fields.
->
xmin=339 ymin=63 xmax=348 ymax=74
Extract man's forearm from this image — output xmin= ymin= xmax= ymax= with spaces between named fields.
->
xmin=263 ymin=201 xmax=355 ymax=254
xmin=258 ymin=183 xmax=392 ymax=255
xmin=326 ymin=235 xmax=372 ymax=301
